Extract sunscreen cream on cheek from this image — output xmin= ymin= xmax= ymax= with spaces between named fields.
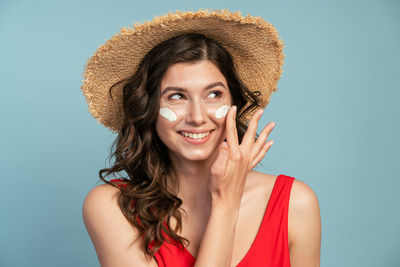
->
xmin=159 ymin=108 xmax=177 ymax=122
xmin=215 ymin=105 xmax=231 ymax=119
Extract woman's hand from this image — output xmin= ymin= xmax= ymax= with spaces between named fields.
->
xmin=208 ymin=105 xmax=276 ymax=208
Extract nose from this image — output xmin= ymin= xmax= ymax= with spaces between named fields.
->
xmin=185 ymin=100 xmax=206 ymax=125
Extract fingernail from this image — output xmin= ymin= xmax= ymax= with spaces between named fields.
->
xmin=231 ymin=106 xmax=237 ymax=114
xmin=271 ymin=122 xmax=276 ymax=127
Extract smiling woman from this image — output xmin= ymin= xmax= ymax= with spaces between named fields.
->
xmin=80 ymin=9 xmax=321 ymax=267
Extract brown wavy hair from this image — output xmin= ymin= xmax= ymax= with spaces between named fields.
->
xmin=99 ymin=33 xmax=261 ymax=258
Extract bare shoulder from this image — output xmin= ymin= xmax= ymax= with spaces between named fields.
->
xmin=82 ymin=183 xmax=158 ymax=267
xmin=247 ymin=170 xmax=277 ymax=188
xmin=288 ymin=178 xmax=321 ymax=266
xmin=248 ymin=170 xmax=277 ymax=179
xmin=289 ymin=179 xmax=320 ymax=221
xmin=83 ymin=183 xmax=120 ymax=205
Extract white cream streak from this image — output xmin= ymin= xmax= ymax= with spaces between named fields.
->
xmin=215 ymin=105 xmax=231 ymax=119
xmin=159 ymin=107 xmax=177 ymax=122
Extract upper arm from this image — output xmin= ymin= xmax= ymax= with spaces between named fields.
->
xmin=288 ymin=179 xmax=321 ymax=267
xmin=82 ymin=184 xmax=158 ymax=267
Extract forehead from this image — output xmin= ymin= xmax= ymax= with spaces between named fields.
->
xmin=160 ymin=60 xmax=228 ymax=92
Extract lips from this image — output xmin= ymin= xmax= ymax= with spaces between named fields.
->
xmin=178 ymin=128 xmax=214 ymax=133
xmin=180 ymin=131 xmax=211 ymax=139
xmin=178 ymin=130 xmax=214 ymax=144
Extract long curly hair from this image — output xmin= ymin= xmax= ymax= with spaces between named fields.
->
xmin=99 ymin=33 xmax=261 ymax=257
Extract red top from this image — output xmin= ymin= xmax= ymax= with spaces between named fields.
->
xmin=110 ymin=174 xmax=294 ymax=267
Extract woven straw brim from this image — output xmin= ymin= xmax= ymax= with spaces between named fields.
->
xmin=80 ymin=9 xmax=284 ymax=132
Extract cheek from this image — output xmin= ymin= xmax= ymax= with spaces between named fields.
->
xmin=156 ymin=107 xmax=182 ymax=140
xmin=159 ymin=106 xmax=188 ymax=121
xmin=205 ymin=104 xmax=231 ymax=122
xmin=159 ymin=107 xmax=177 ymax=122
xmin=214 ymin=105 xmax=231 ymax=119
xmin=156 ymin=108 xmax=178 ymax=137
xmin=155 ymin=118 xmax=168 ymax=138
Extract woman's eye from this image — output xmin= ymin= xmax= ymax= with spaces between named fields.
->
xmin=208 ymin=91 xmax=222 ymax=99
xmin=169 ymin=93 xmax=184 ymax=100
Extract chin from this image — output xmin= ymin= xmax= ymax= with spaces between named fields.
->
xmin=180 ymin=149 xmax=215 ymax=162
xmin=184 ymin=154 xmax=211 ymax=162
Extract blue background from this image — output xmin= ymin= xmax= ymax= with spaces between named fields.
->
xmin=1 ymin=0 xmax=399 ymax=266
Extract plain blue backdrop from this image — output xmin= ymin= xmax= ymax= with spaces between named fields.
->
xmin=1 ymin=0 xmax=399 ymax=266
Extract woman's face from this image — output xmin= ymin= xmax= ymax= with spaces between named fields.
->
xmin=156 ymin=60 xmax=232 ymax=163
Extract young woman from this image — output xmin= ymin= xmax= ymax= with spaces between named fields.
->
xmin=81 ymin=10 xmax=321 ymax=267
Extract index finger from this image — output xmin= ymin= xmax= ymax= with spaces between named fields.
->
xmin=225 ymin=105 xmax=240 ymax=154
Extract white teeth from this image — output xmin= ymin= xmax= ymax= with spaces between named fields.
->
xmin=180 ymin=131 xmax=211 ymax=139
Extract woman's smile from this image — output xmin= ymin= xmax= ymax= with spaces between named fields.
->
xmin=178 ymin=129 xmax=214 ymax=144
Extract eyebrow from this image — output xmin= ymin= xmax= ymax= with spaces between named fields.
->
xmin=161 ymin=81 xmax=226 ymax=96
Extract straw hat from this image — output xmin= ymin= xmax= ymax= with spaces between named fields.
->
xmin=80 ymin=9 xmax=284 ymax=132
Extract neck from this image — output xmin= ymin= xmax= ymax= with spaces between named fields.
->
xmin=168 ymin=153 xmax=218 ymax=212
